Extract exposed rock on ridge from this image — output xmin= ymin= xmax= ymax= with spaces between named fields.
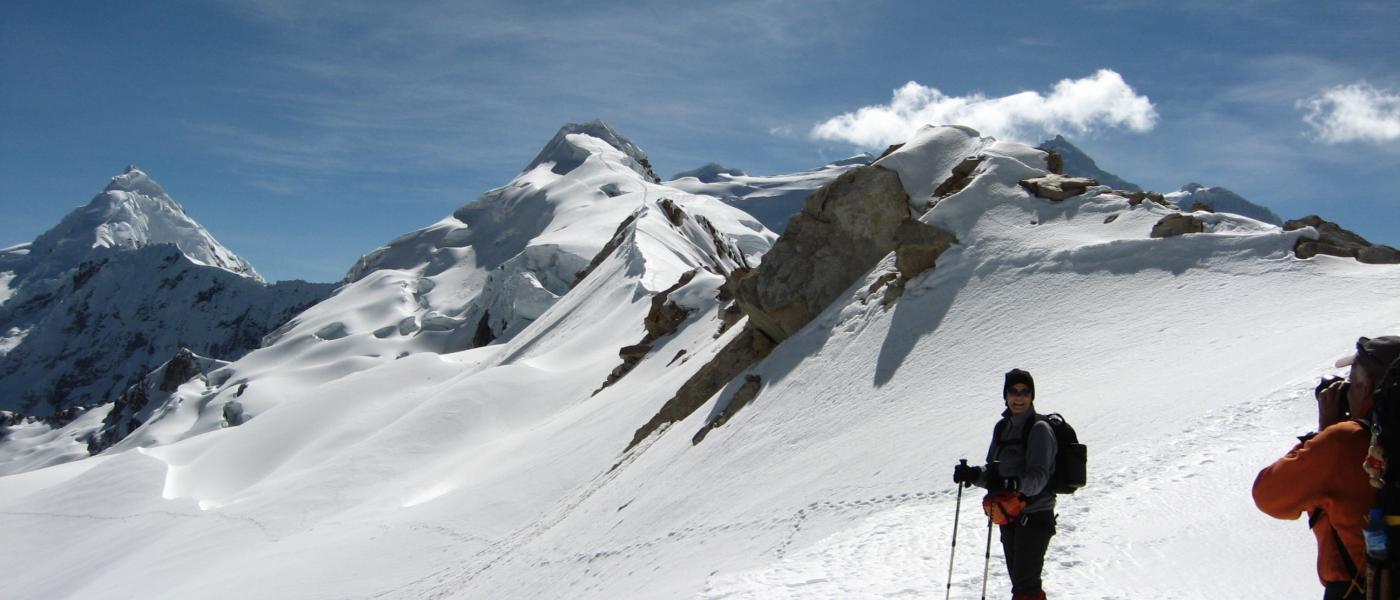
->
xmin=1285 ymin=216 xmax=1400 ymax=264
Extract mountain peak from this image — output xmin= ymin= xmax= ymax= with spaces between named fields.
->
xmin=525 ymin=120 xmax=659 ymax=183
xmin=23 ymin=167 xmax=263 ymax=282
xmin=1038 ymin=134 xmax=1142 ymax=192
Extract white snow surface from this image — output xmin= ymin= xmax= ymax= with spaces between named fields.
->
xmin=3 ymin=126 xmax=1400 ymax=599
xmin=24 ymin=166 xmax=262 ymax=282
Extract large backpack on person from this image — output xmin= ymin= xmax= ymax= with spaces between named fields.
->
xmin=1368 ymin=358 xmax=1400 ymax=598
xmin=995 ymin=412 xmax=1088 ymax=495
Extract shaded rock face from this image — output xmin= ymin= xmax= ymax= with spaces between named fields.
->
xmin=1019 ymin=175 xmax=1099 ymax=201
xmin=158 ymin=348 xmax=200 ymax=392
xmin=732 ymin=165 xmax=912 ymax=343
xmin=895 ymin=220 xmax=958 ymax=280
xmin=1151 ymin=213 xmax=1207 ymax=238
xmin=1285 ymin=216 xmax=1400 ymax=264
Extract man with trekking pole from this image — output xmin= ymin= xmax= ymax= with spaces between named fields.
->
xmin=1255 ymin=336 xmax=1400 ymax=600
xmin=950 ymin=368 xmax=1076 ymax=600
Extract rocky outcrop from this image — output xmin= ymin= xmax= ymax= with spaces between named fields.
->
xmin=1119 ymin=191 xmax=1169 ymax=207
xmin=931 ymin=156 xmax=983 ymax=201
xmin=625 ymin=326 xmax=775 ymax=451
xmin=158 ymin=348 xmax=201 ymax=392
xmin=1189 ymin=201 xmax=1216 ymax=213
xmin=895 ymin=220 xmax=958 ymax=280
xmin=1285 ymin=216 xmax=1400 ymax=264
xmin=629 ymin=164 xmax=961 ymax=451
xmin=596 ymin=270 xmax=701 ymax=394
xmin=573 ymin=213 xmax=638 ymax=288
xmin=732 ymin=165 xmax=912 ymax=343
xmin=1019 ymin=175 xmax=1099 ymax=201
xmin=87 ymin=348 xmax=217 ymax=455
xmin=1151 ymin=213 xmax=1207 ymax=238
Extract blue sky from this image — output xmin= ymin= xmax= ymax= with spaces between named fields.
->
xmin=3 ymin=0 xmax=1398 ymax=282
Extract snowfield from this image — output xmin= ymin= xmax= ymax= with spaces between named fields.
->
xmin=3 ymin=124 xmax=1399 ymax=599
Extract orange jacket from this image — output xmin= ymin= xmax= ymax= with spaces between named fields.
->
xmin=1253 ymin=420 xmax=1373 ymax=586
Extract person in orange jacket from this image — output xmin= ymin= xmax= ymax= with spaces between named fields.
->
xmin=1254 ymin=336 xmax=1400 ymax=599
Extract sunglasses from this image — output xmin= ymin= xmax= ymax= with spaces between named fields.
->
xmin=1007 ymin=387 xmax=1033 ymax=397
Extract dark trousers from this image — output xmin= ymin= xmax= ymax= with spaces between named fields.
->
xmin=999 ymin=511 xmax=1056 ymax=595
xmin=1322 ymin=581 xmax=1363 ymax=599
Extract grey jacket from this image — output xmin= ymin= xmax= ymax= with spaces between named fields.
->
xmin=982 ymin=408 xmax=1058 ymax=514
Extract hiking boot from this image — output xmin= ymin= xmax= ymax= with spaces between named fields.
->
xmin=1011 ymin=592 xmax=1046 ymax=600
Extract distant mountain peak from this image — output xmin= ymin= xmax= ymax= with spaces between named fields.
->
xmin=24 ymin=167 xmax=263 ymax=282
xmin=1038 ymin=134 xmax=1142 ymax=192
xmin=670 ymin=163 xmax=747 ymax=183
xmin=525 ymin=120 xmax=660 ymax=183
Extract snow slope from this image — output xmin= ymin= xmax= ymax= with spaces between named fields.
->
xmin=3 ymin=125 xmax=1398 ymax=599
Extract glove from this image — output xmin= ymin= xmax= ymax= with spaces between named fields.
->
xmin=990 ymin=476 xmax=1020 ymax=493
xmin=953 ymin=463 xmax=984 ymax=487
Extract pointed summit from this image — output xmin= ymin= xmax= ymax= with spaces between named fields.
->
xmin=24 ymin=167 xmax=263 ymax=282
xmin=525 ymin=120 xmax=660 ymax=183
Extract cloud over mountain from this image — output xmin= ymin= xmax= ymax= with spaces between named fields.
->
xmin=809 ymin=69 xmax=1157 ymax=147
xmin=1301 ymin=82 xmax=1400 ymax=144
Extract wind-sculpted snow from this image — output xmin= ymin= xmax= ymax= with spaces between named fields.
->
xmin=3 ymin=125 xmax=1400 ymax=599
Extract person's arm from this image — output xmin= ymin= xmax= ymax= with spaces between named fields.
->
xmin=1253 ymin=428 xmax=1337 ymax=520
xmin=976 ymin=423 xmax=1000 ymax=488
xmin=1014 ymin=420 xmax=1057 ymax=496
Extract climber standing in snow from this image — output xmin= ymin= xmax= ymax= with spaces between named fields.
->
xmin=953 ymin=368 xmax=1058 ymax=600
xmin=1254 ymin=336 xmax=1400 ymax=600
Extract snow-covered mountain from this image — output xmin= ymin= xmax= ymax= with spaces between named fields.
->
xmin=4 ymin=124 xmax=1400 ymax=599
xmin=0 ymin=168 xmax=334 ymax=416
xmin=6 ymin=166 xmax=261 ymax=283
xmin=667 ymin=154 xmax=872 ymax=233
xmin=1167 ymin=182 xmax=1284 ymax=225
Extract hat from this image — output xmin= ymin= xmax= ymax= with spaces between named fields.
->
xmin=1004 ymin=368 xmax=1035 ymax=399
xmin=1336 ymin=336 xmax=1400 ymax=377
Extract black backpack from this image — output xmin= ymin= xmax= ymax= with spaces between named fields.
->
xmin=995 ymin=412 xmax=1088 ymax=495
xmin=1369 ymin=357 xmax=1400 ymax=594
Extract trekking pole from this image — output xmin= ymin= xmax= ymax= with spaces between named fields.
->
xmin=945 ymin=459 xmax=967 ymax=600
xmin=980 ymin=517 xmax=994 ymax=600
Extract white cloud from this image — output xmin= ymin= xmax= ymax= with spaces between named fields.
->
xmin=1301 ymin=83 xmax=1400 ymax=144
xmin=809 ymin=69 xmax=1157 ymax=147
